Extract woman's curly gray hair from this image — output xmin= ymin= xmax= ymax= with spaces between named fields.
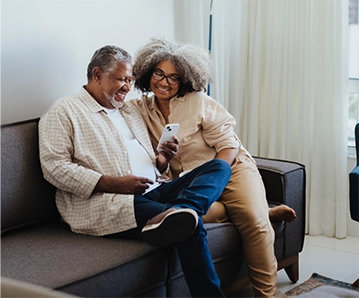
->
xmin=133 ymin=37 xmax=212 ymax=97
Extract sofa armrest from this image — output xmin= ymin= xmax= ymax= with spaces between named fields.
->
xmin=253 ymin=156 xmax=306 ymax=257
xmin=253 ymin=157 xmax=305 ymax=205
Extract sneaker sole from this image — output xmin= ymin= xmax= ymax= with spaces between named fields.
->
xmin=141 ymin=209 xmax=198 ymax=247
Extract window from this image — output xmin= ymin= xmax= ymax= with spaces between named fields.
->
xmin=348 ymin=0 xmax=359 ymax=149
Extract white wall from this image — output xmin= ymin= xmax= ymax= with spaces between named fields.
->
xmin=1 ymin=0 xmax=177 ymax=124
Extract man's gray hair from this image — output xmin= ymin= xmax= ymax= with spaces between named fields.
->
xmin=87 ymin=45 xmax=133 ymax=81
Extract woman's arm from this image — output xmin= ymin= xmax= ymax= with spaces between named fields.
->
xmin=215 ymin=148 xmax=239 ymax=166
xmin=156 ymin=136 xmax=180 ymax=173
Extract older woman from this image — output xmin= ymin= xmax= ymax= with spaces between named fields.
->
xmin=129 ymin=37 xmax=296 ymax=298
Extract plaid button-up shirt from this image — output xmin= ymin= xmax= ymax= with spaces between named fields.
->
xmin=39 ymin=87 xmax=157 ymax=236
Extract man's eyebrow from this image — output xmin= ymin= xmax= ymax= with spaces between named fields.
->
xmin=117 ymin=75 xmax=134 ymax=79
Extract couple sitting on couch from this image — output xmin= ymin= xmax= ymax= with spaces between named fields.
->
xmin=39 ymin=39 xmax=296 ymax=298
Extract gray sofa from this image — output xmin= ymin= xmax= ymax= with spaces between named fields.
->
xmin=1 ymin=118 xmax=306 ymax=297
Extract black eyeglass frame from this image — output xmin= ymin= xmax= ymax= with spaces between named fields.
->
xmin=152 ymin=70 xmax=181 ymax=86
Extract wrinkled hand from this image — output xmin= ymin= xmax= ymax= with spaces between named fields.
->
xmin=93 ymin=174 xmax=154 ymax=195
xmin=118 ymin=175 xmax=154 ymax=194
xmin=157 ymin=136 xmax=179 ymax=166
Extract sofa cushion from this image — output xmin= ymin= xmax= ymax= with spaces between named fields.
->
xmin=1 ymin=118 xmax=58 ymax=233
xmin=1 ymin=221 xmax=169 ymax=297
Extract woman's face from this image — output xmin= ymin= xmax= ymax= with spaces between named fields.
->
xmin=150 ymin=60 xmax=180 ymax=102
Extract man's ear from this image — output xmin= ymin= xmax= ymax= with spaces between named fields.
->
xmin=92 ymin=67 xmax=102 ymax=82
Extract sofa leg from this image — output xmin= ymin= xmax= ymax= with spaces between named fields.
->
xmin=284 ymin=261 xmax=298 ymax=283
xmin=352 ymin=278 xmax=359 ymax=287
xmin=277 ymin=254 xmax=299 ymax=283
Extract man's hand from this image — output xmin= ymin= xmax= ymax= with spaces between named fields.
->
xmin=115 ymin=175 xmax=154 ymax=194
xmin=156 ymin=136 xmax=179 ymax=172
xmin=93 ymin=175 xmax=154 ymax=195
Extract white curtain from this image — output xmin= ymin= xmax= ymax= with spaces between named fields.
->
xmin=179 ymin=0 xmax=349 ymax=238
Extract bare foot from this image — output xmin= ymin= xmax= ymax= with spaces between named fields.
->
xmin=269 ymin=205 xmax=297 ymax=223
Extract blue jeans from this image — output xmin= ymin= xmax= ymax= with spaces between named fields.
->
xmin=109 ymin=159 xmax=232 ymax=297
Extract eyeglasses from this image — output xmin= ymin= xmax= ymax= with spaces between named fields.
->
xmin=152 ymin=71 xmax=180 ymax=86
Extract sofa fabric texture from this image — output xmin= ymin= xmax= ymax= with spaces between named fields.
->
xmin=1 ymin=118 xmax=306 ymax=297
xmin=1 ymin=119 xmax=58 ymax=232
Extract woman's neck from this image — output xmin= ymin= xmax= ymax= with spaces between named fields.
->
xmin=155 ymin=97 xmax=171 ymax=124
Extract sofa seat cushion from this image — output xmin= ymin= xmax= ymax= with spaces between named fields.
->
xmin=1 ymin=221 xmax=169 ymax=297
xmin=1 ymin=221 xmax=248 ymax=297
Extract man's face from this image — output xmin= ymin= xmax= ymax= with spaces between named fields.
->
xmin=94 ymin=61 xmax=133 ymax=109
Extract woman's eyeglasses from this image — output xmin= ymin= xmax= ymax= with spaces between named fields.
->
xmin=152 ymin=71 xmax=180 ymax=86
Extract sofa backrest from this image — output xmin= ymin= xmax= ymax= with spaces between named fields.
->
xmin=1 ymin=118 xmax=59 ymax=233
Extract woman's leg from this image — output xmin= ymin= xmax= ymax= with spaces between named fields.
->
xmin=220 ymin=157 xmax=277 ymax=298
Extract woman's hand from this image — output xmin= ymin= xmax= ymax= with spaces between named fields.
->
xmin=156 ymin=136 xmax=179 ymax=172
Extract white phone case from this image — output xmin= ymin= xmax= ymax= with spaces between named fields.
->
xmin=157 ymin=123 xmax=180 ymax=151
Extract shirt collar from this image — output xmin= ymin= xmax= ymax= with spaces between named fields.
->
xmin=79 ymin=86 xmax=132 ymax=114
xmin=78 ymin=86 xmax=105 ymax=113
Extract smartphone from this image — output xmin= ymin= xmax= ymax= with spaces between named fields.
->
xmin=157 ymin=123 xmax=180 ymax=151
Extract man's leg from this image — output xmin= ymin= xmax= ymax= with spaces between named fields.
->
xmin=156 ymin=159 xmax=231 ymax=297
xmin=107 ymin=194 xmax=166 ymax=240
xmin=158 ymin=159 xmax=232 ymax=215
xmin=114 ymin=197 xmax=225 ymax=297
xmin=111 ymin=159 xmax=231 ymax=297
xmin=175 ymin=218 xmax=225 ymax=298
